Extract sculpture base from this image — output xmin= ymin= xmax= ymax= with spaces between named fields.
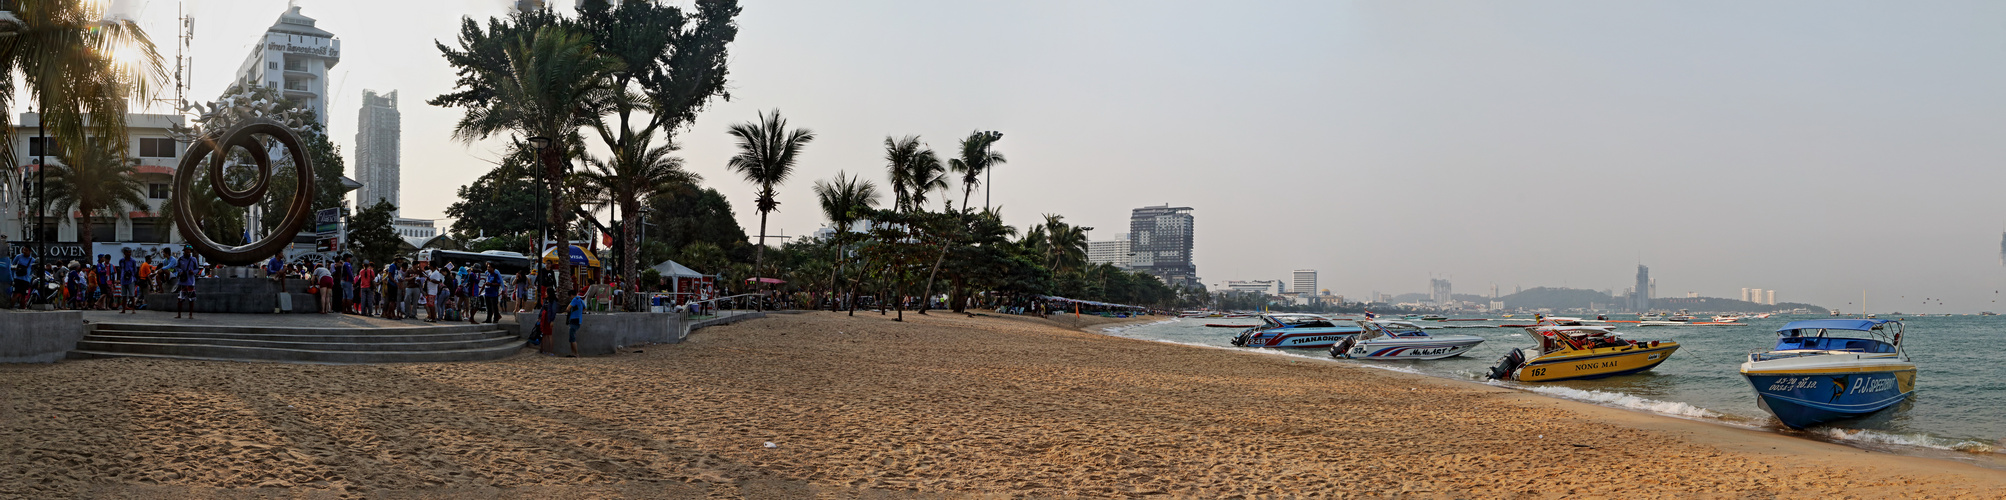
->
xmin=143 ymin=278 xmax=323 ymax=314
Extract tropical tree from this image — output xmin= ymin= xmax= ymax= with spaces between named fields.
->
xmin=1032 ymin=214 xmax=1090 ymax=275
xmin=441 ymin=24 xmax=623 ymax=295
xmin=947 ymin=130 xmax=1005 ymax=212
xmin=812 ymin=170 xmax=879 ymax=311
xmin=44 ymin=133 xmax=146 ymax=250
xmin=725 ymin=109 xmax=813 ymax=298
xmin=0 ymin=0 xmax=167 ymax=173
xmin=348 ymin=200 xmax=403 ymax=265
xmin=578 ymin=134 xmax=699 ymax=292
xmin=882 ymin=136 xmax=946 ymax=213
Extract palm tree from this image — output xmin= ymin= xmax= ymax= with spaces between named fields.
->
xmin=813 ymin=171 xmax=879 ymax=313
xmin=1038 ymin=214 xmax=1090 ymax=274
xmin=725 ymin=109 xmax=814 ymax=298
xmin=45 ymin=134 xmax=147 ymax=250
xmin=882 ymin=136 xmax=946 ymax=213
xmin=948 ymin=130 xmax=1005 ymax=212
xmin=446 ymin=24 xmax=622 ymax=295
xmin=577 ymin=134 xmax=698 ymax=294
xmin=0 ymin=0 xmax=166 ymax=169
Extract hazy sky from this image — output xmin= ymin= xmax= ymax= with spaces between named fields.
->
xmin=113 ymin=1 xmax=2006 ymax=312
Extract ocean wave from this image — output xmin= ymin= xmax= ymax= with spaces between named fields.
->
xmin=1100 ymin=318 xmax=1180 ymax=334
xmin=1817 ymin=428 xmax=1999 ymax=454
xmin=1519 ymin=385 xmax=1723 ymax=419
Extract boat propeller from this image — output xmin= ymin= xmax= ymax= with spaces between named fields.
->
xmin=1486 ymin=349 xmax=1526 ymax=381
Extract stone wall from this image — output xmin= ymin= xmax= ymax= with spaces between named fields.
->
xmin=0 ymin=311 xmax=86 ymax=363
xmin=144 ymin=278 xmax=321 ymax=314
xmin=514 ymin=311 xmax=684 ymax=356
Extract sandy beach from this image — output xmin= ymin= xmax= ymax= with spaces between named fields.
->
xmin=3 ymin=310 xmax=2004 ymax=498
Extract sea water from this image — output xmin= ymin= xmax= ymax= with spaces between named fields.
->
xmin=1106 ymin=315 xmax=2006 ymax=459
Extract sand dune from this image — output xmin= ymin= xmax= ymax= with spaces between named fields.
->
xmin=1 ymin=310 xmax=2000 ymax=498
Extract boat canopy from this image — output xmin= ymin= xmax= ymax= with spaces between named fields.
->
xmin=1775 ymin=319 xmax=1895 ymax=335
xmin=1358 ymin=320 xmax=1429 ymax=338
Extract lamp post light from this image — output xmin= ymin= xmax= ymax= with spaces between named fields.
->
xmin=525 ymin=136 xmax=551 ymax=261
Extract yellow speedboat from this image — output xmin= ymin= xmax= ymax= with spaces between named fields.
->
xmin=1485 ymin=325 xmax=1679 ymax=382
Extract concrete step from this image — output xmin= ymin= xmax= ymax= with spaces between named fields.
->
xmin=82 ymin=328 xmax=505 ymax=344
xmin=91 ymin=321 xmax=501 ymax=337
xmin=68 ymin=338 xmax=525 ymax=364
xmin=80 ymin=333 xmax=520 ymax=352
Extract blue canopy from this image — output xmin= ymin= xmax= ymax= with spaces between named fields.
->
xmin=1775 ymin=319 xmax=1895 ymax=335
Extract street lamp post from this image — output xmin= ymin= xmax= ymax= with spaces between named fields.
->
xmin=526 ymin=136 xmax=551 ymax=262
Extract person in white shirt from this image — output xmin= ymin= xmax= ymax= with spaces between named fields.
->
xmin=313 ymin=264 xmax=333 ymax=313
xmin=424 ymin=264 xmax=444 ymax=322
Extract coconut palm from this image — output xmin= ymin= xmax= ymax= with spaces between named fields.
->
xmin=1037 ymin=214 xmax=1090 ymax=274
xmin=948 ymin=130 xmax=1004 ymax=212
xmin=813 ymin=170 xmax=879 ymax=312
xmin=882 ymin=136 xmax=946 ymax=213
xmin=446 ymin=24 xmax=623 ymax=295
xmin=0 ymin=0 xmax=167 ymax=171
xmin=45 ymin=134 xmax=147 ymax=250
xmin=725 ymin=109 xmax=814 ymax=296
xmin=577 ymin=134 xmax=698 ymax=294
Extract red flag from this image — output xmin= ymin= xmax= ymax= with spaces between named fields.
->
xmin=601 ymin=231 xmax=613 ymax=247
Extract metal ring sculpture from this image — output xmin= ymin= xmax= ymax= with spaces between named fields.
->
xmin=171 ymin=118 xmax=314 ymax=266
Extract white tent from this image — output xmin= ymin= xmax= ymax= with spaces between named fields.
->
xmin=651 ymin=259 xmax=703 ymax=278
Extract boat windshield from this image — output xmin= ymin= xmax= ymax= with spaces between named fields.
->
xmin=1774 ymin=319 xmax=1904 ymax=349
xmin=1273 ymin=316 xmax=1334 ymax=328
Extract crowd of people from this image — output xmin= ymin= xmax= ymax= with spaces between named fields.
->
xmin=4 ymin=244 xmax=205 ymax=317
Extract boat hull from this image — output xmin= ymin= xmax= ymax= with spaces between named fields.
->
xmin=1513 ymin=344 xmax=1679 ymax=382
xmin=1740 ymin=367 xmax=1916 ymax=429
xmin=1235 ymin=328 xmax=1360 ymax=348
xmin=1338 ymin=337 xmax=1485 ymax=360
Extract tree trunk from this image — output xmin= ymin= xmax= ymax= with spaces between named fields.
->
xmin=546 ymin=149 xmax=573 ymax=298
xmin=917 ymin=240 xmax=949 ymax=315
xmin=76 ymin=205 xmax=93 ymax=254
xmin=621 ymin=199 xmax=641 ymax=303
xmin=950 ymin=277 xmax=967 ymax=313
xmin=827 ymin=236 xmax=842 ymax=311
xmin=753 ymin=210 xmax=768 ymax=311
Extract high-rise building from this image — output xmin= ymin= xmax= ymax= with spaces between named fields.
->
xmin=1741 ymin=288 xmax=1751 ymax=302
xmin=1223 ymin=280 xmax=1280 ymax=295
xmin=1429 ymin=278 xmax=1452 ymax=306
xmin=354 ymin=90 xmax=402 ymax=215
xmin=1292 ymin=270 xmax=1317 ymax=298
xmin=1633 ymin=265 xmax=1651 ymax=312
xmin=1767 ymin=290 xmax=1776 ymax=305
xmin=230 ymin=6 xmax=340 ymax=127
xmin=1087 ymin=234 xmax=1132 ymax=268
xmin=1750 ymin=288 xmax=1764 ymax=304
xmin=514 ymin=0 xmax=547 ymax=11
xmin=1128 ymin=205 xmax=1195 ymax=286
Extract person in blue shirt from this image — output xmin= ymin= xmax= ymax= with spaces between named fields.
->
xmin=10 ymin=246 xmax=32 ymax=308
xmin=564 ymin=288 xmax=587 ymax=357
xmin=175 ymin=248 xmax=200 ymax=319
xmin=266 ymin=253 xmax=285 ymax=291
xmin=480 ymin=263 xmax=503 ymax=324
xmin=117 ymin=247 xmax=138 ymax=313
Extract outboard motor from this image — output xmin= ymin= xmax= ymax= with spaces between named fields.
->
xmin=1485 ymin=348 xmax=1526 ymax=381
xmin=1230 ymin=329 xmax=1250 ymax=347
xmin=1329 ymin=336 xmax=1357 ymax=359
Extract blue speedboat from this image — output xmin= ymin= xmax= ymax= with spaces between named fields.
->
xmin=1738 ymin=319 xmax=1915 ymax=430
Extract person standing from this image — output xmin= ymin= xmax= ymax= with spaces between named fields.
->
xmin=424 ymin=263 xmax=444 ymax=322
xmin=117 ymin=248 xmax=138 ymax=313
xmin=564 ymin=288 xmax=586 ymax=357
xmin=174 ymin=249 xmax=199 ymax=319
xmin=383 ymin=258 xmax=403 ymax=320
xmin=337 ymin=255 xmax=354 ymax=314
xmin=482 ymin=263 xmax=502 ymax=324
xmin=402 ymin=259 xmax=423 ymax=320
xmin=356 ymin=261 xmax=377 ymax=317
xmin=0 ymin=236 xmax=12 ymax=309
xmin=10 ymin=247 xmax=31 ymax=308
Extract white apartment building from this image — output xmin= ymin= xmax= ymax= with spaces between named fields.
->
xmin=1766 ymin=290 xmax=1776 ymax=305
xmin=394 ymin=218 xmax=437 ymax=247
xmin=1087 ymin=233 xmax=1130 ymax=268
xmin=1223 ymin=280 xmax=1281 ymax=295
xmin=1292 ymin=269 xmax=1317 ymax=297
xmin=6 ymin=113 xmax=187 ymax=254
xmin=354 ymin=90 xmax=401 ymax=214
xmin=232 ymin=6 xmax=341 ymax=126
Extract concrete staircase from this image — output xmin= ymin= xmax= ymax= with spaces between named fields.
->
xmin=70 ymin=322 xmax=524 ymax=363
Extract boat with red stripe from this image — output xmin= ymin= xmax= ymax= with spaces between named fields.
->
xmin=1331 ymin=320 xmax=1486 ymax=360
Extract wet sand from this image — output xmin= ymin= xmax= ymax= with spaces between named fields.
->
xmin=2 ymin=310 xmax=2003 ymax=498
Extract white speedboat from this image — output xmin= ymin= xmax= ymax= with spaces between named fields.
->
xmin=1330 ymin=321 xmax=1485 ymax=360
xmin=1712 ymin=315 xmax=1744 ymax=323
xmin=1739 ymin=319 xmax=1914 ymax=429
